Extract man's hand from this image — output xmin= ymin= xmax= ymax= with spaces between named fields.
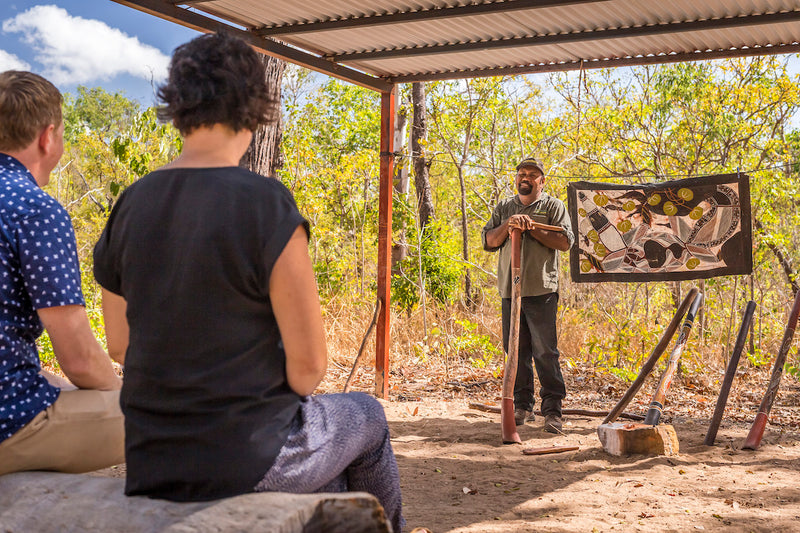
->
xmin=485 ymin=214 xmax=536 ymax=249
xmin=508 ymin=214 xmax=571 ymax=252
xmin=507 ymin=214 xmax=535 ymax=233
xmin=486 ymin=214 xmax=568 ymax=250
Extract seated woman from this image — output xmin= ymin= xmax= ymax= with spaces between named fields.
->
xmin=93 ymin=32 xmax=403 ymax=532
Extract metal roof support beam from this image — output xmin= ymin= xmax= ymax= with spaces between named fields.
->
xmin=375 ymin=86 xmax=396 ymax=399
xmin=254 ymin=0 xmax=608 ymax=37
xmin=334 ymin=10 xmax=800 ymax=61
xmin=388 ymin=42 xmax=800 ymax=83
xmin=109 ymin=0 xmax=393 ymax=93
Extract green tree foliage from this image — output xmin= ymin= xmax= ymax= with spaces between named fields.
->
xmin=391 ymin=217 xmax=464 ymax=312
xmin=545 ymin=56 xmax=800 ymax=376
xmin=53 ymin=91 xmax=180 ymax=256
xmin=38 ymin=88 xmax=181 ymax=368
xmin=48 ymin=57 xmax=800 ymax=381
xmin=63 ymin=86 xmax=142 ymax=142
xmin=280 ymin=75 xmax=382 ymax=300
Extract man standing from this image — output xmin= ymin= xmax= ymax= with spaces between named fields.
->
xmin=482 ymin=157 xmax=574 ymax=433
xmin=0 ymin=71 xmax=123 ymax=475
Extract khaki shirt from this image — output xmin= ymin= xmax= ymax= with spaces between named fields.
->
xmin=482 ymin=192 xmax=574 ymax=298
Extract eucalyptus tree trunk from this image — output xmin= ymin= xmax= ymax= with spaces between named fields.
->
xmin=411 ymin=82 xmax=434 ymax=230
xmin=240 ymin=55 xmax=285 ymax=176
xmin=411 ymin=82 xmax=433 ymax=336
xmin=457 ymin=163 xmax=474 ymax=310
xmin=391 ymin=105 xmax=410 ymax=268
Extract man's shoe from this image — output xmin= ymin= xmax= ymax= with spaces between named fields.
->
xmin=543 ymin=414 xmax=563 ymax=434
xmin=514 ymin=408 xmax=534 ymax=426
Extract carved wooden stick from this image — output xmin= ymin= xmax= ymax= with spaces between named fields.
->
xmin=343 ymin=298 xmax=382 ymax=393
xmin=528 ymin=221 xmax=564 ymax=233
xmin=522 ymin=446 xmax=579 ymax=456
xmin=470 ymin=403 xmax=644 ymax=421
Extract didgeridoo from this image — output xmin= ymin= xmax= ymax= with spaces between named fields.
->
xmin=602 ymin=288 xmax=699 ymax=425
xmin=643 ymin=292 xmax=704 ymax=426
xmin=501 ymin=228 xmax=523 ymax=444
xmin=704 ymin=300 xmax=755 ymax=446
xmin=742 ymin=290 xmax=800 ymax=450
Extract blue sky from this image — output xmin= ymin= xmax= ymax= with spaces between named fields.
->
xmin=1 ymin=1 xmax=199 ymax=104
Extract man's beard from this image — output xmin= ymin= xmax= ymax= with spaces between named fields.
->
xmin=518 ymin=182 xmax=533 ymax=195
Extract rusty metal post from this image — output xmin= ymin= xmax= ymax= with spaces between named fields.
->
xmin=375 ymin=86 xmax=396 ymax=398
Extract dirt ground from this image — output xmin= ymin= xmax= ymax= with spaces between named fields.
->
xmin=384 ymin=398 xmax=800 ymax=533
xmin=93 ymin=363 xmax=800 ymax=533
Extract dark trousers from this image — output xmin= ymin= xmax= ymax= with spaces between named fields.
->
xmin=501 ymin=293 xmax=566 ymax=416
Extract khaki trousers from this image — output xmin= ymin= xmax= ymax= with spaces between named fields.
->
xmin=0 ymin=389 xmax=124 ymax=475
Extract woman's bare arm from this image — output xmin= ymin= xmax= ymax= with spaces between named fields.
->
xmin=101 ymin=289 xmax=129 ymax=365
xmin=270 ymin=226 xmax=328 ymax=396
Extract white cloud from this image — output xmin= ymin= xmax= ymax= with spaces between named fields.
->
xmin=0 ymin=49 xmax=31 ymax=71
xmin=2 ymin=5 xmax=169 ymax=85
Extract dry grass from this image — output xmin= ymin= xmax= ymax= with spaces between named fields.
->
xmin=319 ymin=298 xmax=505 ymax=396
xmin=320 ymin=292 xmax=797 ymax=404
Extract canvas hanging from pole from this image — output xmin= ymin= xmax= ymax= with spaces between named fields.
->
xmin=567 ymin=173 xmax=752 ymax=282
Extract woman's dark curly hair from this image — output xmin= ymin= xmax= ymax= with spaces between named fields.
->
xmin=157 ymin=32 xmax=279 ymax=135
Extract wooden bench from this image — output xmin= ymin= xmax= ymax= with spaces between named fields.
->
xmin=0 ymin=472 xmax=390 ymax=533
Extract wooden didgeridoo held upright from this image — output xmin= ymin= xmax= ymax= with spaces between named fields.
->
xmin=742 ymin=289 xmax=800 ymax=450
xmin=501 ymin=228 xmax=523 ymax=444
xmin=643 ymin=291 xmax=704 ymax=426
xmin=704 ymin=300 xmax=756 ymax=446
xmin=602 ymin=288 xmax=699 ymax=425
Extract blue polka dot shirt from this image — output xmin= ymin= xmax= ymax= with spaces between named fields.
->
xmin=0 ymin=153 xmax=85 ymax=442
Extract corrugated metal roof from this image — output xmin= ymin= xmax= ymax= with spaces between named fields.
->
xmin=112 ymin=0 xmax=800 ymax=91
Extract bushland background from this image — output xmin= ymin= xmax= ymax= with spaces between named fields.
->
xmin=43 ymin=57 xmax=800 ymax=421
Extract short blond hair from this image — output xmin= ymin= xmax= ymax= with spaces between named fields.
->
xmin=0 ymin=71 xmax=62 ymax=152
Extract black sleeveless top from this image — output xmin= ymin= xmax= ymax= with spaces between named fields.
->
xmin=94 ymin=167 xmax=307 ymax=501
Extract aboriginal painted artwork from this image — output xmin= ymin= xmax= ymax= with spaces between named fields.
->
xmin=567 ymin=173 xmax=752 ymax=282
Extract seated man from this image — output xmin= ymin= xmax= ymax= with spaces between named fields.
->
xmin=0 ymin=71 xmax=123 ymax=475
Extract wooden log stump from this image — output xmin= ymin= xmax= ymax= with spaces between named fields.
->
xmin=0 ymin=472 xmax=390 ymax=533
xmin=597 ymin=422 xmax=680 ymax=456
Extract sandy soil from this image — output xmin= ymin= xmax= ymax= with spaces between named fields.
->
xmin=385 ymin=398 xmax=800 ymax=533
xmin=92 ymin=364 xmax=800 ymax=533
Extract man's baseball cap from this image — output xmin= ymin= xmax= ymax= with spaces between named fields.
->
xmin=516 ymin=156 xmax=544 ymax=174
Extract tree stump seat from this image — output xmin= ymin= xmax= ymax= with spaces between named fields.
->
xmin=0 ymin=471 xmax=390 ymax=533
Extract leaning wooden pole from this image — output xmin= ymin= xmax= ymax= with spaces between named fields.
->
xmin=375 ymin=86 xmax=396 ymax=399
xmin=602 ymin=288 xmax=699 ymax=425
xmin=501 ymin=228 xmax=523 ymax=444
xmin=643 ymin=292 xmax=704 ymax=426
xmin=704 ymin=300 xmax=756 ymax=446
xmin=742 ymin=289 xmax=800 ymax=450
